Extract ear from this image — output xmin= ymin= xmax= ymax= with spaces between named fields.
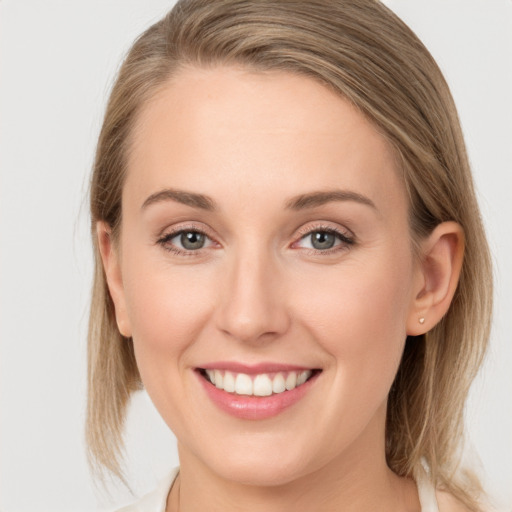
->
xmin=96 ymin=221 xmax=132 ymax=338
xmin=406 ymin=221 xmax=465 ymax=335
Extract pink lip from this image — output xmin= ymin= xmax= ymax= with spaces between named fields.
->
xmin=196 ymin=367 xmax=320 ymax=420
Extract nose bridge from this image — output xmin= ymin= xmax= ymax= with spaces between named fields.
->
xmin=216 ymin=241 xmax=289 ymax=343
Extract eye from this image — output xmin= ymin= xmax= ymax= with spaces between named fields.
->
xmin=294 ymin=227 xmax=354 ymax=252
xmin=177 ymin=231 xmax=207 ymax=250
xmin=308 ymin=231 xmax=338 ymax=250
xmin=157 ymin=228 xmax=216 ymax=254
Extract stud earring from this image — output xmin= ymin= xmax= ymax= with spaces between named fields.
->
xmin=419 ymin=317 xmax=425 ymax=324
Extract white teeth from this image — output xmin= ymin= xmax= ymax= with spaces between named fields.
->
xmin=235 ymin=373 xmax=253 ymax=395
xmin=204 ymin=369 xmax=315 ymax=396
xmin=297 ymin=370 xmax=312 ymax=386
xmin=223 ymin=371 xmax=236 ymax=392
xmin=272 ymin=373 xmax=286 ymax=394
xmin=205 ymin=369 xmax=215 ymax=384
xmin=214 ymin=369 xmax=224 ymax=389
xmin=285 ymin=372 xmax=297 ymax=390
xmin=253 ymin=374 xmax=273 ymax=396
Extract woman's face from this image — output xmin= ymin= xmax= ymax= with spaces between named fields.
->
xmin=106 ymin=66 xmax=424 ymax=485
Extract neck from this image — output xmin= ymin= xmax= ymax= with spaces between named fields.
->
xmin=167 ymin=406 xmax=419 ymax=512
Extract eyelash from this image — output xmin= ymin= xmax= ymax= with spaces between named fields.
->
xmin=293 ymin=224 xmax=355 ymax=255
xmin=156 ymin=224 xmax=215 ymax=256
xmin=156 ymin=224 xmax=355 ymax=256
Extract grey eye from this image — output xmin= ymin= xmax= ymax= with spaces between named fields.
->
xmin=180 ymin=231 xmax=206 ymax=250
xmin=310 ymin=231 xmax=337 ymax=250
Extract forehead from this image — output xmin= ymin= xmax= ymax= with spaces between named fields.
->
xmin=125 ymin=65 xmax=405 ymax=216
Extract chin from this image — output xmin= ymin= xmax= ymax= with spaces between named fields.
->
xmin=214 ymin=456 xmax=307 ymax=487
xmin=192 ymin=434 xmax=320 ymax=487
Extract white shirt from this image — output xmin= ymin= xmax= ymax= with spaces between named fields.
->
xmin=115 ymin=466 xmax=440 ymax=512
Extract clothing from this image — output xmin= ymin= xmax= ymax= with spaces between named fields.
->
xmin=114 ymin=468 xmax=179 ymax=512
xmin=114 ymin=466 xmax=440 ymax=512
xmin=415 ymin=463 xmax=441 ymax=512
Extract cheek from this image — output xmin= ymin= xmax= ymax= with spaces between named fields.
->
xmin=287 ymin=255 xmax=415 ymax=452
xmin=297 ymin=252 xmax=414 ymax=389
xmin=121 ymin=253 xmax=216 ymax=379
xmin=122 ymin=262 xmax=221 ymax=435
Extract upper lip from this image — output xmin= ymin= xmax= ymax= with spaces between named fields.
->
xmin=197 ymin=361 xmax=318 ymax=374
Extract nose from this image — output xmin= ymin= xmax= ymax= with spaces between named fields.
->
xmin=215 ymin=247 xmax=291 ymax=344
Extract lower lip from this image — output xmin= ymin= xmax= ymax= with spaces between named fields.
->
xmin=196 ymin=371 xmax=320 ymax=420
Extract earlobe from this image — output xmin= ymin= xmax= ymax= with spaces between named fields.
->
xmin=406 ymin=221 xmax=464 ymax=336
xmin=96 ymin=221 xmax=132 ymax=338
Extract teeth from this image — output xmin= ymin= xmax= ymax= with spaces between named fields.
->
xmin=223 ymin=371 xmax=236 ymax=392
xmin=214 ymin=369 xmax=223 ymax=389
xmin=253 ymin=374 xmax=273 ymax=396
xmin=297 ymin=370 xmax=312 ymax=386
xmin=203 ymin=369 xmax=314 ymax=396
xmin=235 ymin=373 xmax=253 ymax=395
xmin=285 ymin=372 xmax=297 ymax=390
xmin=272 ymin=373 xmax=286 ymax=394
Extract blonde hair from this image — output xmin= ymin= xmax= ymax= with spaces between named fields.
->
xmin=87 ymin=1 xmax=493 ymax=508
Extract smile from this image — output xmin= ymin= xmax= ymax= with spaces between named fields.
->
xmin=201 ymin=369 xmax=315 ymax=396
xmin=196 ymin=364 xmax=321 ymax=420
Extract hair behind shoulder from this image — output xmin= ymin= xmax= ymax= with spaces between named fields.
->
xmin=87 ymin=1 xmax=492 ymax=509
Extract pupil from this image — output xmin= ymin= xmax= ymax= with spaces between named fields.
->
xmin=181 ymin=231 xmax=205 ymax=250
xmin=311 ymin=231 xmax=335 ymax=250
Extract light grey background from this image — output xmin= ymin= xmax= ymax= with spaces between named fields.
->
xmin=0 ymin=1 xmax=511 ymax=511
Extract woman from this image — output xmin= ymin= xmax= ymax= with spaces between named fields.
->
xmin=87 ymin=1 xmax=493 ymax=511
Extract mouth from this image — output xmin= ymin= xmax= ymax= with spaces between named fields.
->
xmin=197 ymin=368 xmax=321 ymax=397
xmin=195 ymin=362 xmax=322 ymax=419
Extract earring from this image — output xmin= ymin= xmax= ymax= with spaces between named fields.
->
xmin=419 ymin=317 xmax=425 ymax=324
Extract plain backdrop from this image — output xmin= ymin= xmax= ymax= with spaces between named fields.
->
xmin=0 ymin=1 xmax=511 ymax=511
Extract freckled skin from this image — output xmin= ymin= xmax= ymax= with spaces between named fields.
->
xmin=108 ymin=67 xmax=427 ymax=511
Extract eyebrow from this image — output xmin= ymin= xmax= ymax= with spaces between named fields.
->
xmin=285 ymin=190 xmax=377 ymax=210
xmin=141 ymin=188 xmax=217 ymax=211
xmin=141 ymin=187 xmax=376 ymax=213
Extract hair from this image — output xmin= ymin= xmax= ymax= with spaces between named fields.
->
xmin=87 ymin=0 xmax=493 ymax=509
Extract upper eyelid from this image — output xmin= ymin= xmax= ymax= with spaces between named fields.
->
xmin=294 ymin=222 xmax=354 ymax=239
xmin=160 ymin=228 xmax=211 ymax=242
xmin=157 ymin=222 xmax=215 ymax=240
